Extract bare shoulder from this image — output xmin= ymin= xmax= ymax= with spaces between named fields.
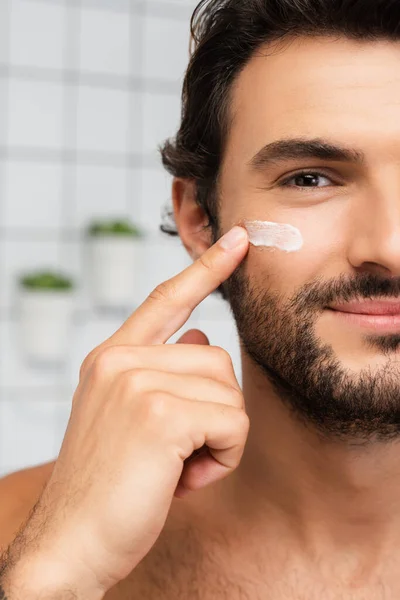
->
xmin=0 ymin=461 xmax=55 ymax=552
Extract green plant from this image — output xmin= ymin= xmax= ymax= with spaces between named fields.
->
xmin=19 ymin=270 xmax=75 ymax=291
xmin=86 ymin=218 xmax=143 ymax=237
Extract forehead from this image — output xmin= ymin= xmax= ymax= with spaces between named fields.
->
xmin=224 ymin=35 xmax=400 ymax=163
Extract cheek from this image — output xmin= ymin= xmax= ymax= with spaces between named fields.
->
xmin=298 ymin=210 xmax=346 ymax=258
xmin=222 ymin=196 xmax=350 ymax=287
xmin=245 ymin=247 xmax=311 ymax=296
xmin=223 ymin=190 xmax=348 ymax=250
xmin=245 ymin=225 xmax=342 ymax=297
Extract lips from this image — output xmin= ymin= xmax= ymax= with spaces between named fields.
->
xmin=329 ymin=300 xmax=400 ymax=316
xmin=327 ymin=300 xmax=400 ymax=334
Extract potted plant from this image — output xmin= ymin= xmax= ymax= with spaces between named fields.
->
xmin=16 ymin=270 xmax=76 ymax=367
xmin=84 ymin=217 xmax=144 ymax=312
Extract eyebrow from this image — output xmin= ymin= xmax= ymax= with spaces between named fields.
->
xmin=248 ymin=137 xmax=366 ymax=172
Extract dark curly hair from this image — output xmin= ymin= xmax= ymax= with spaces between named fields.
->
xmin=159 ymin=0 xmax=400 ymax=239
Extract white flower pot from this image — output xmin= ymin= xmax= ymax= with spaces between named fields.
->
xmin=86 ymin=236 xmax=138 ymax=311
xmin=17 ymin=289 xmax=76 ymax=366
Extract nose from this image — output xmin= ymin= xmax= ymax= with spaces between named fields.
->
xmin=347 ymin=181 xmax=400 ymax=278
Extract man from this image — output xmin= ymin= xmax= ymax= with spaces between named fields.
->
xmin=2 ymin=0 xmax=400 ymax=597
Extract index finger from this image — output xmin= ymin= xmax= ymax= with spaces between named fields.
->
xmin=109 ymin=225 xmax=249 ymax=346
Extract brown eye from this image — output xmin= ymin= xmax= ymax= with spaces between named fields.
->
xmin=280 ymin=171 xmax=333 ymax=188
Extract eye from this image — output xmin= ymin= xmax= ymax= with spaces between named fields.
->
xmin=279 ymin=170 xmax=335 ymax=189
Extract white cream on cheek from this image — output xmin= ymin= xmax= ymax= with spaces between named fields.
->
xmin=243 ymin=219 xmax=304 ymax=253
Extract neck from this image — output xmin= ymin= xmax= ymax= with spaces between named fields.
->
xmin=221 ymin=353 xmax=400 ymax=559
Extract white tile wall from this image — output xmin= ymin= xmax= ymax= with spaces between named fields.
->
xmin=9 ymin=0 xmax=66 ymax=69
xmin=0 ymin=1 xmax=11 ymax=65
xmin=0 ymin=398 xmax=58 ymax=473
xmin=8 ymin=80 xmax=65 ymax=149
xmin=143 ymin=16 xmax=191 ymax=82
xmin=74 ymin=165 xmax=130 ymax=228
xmin=0 ymin=0 xmax=241 ymax=478
xmin=3 ymin=161 xmax=63 ymax=230
xmin=79 ymin=8 xmax=131 ymax=76
xmin=142 ymin=91 xmax=181 ymax=157
xmin=76 ymin=86 xmax=132 ymax=154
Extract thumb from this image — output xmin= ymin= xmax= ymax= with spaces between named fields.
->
xmin=176 ymin=328 xmax=210 ymax=345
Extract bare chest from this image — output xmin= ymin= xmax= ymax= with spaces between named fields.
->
xmin=104 ymin=556 xmax=398 ymax=600
xmin=102 ymin=516 xmax=399 ymax=600
xmin=105 ymin=574 xmax=396 ymax=600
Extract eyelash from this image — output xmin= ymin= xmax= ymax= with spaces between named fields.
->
xmin=278 ymin=169 xmax=336 ymax=189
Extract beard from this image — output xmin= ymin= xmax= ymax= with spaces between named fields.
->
xmin=222 ymin=262 xmax=400 ymax=443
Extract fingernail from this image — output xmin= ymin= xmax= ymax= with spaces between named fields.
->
xmin=219 ymin=226 xmax=248 ymax=250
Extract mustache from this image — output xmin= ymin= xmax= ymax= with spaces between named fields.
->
xmin=291 ymin=272 xmax=400 ymax=312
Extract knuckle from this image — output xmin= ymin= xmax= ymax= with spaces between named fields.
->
xmin=79 ymin=357 xmax=90 ymax=380
xmin=212 ymin=345 xmax=234 ymax=369
xmin=144 ymin=391 xmax=174 ymax=421
xmin=230 ymin=386 xmax=245 ymax=404
xmin=237 ymin=410 xmax=250 ymax=434
xmin=148 ymin=280 xmax=177 ymax=304
xmin=79 ymin=349 xmax=98 ymax=380
xmin=198 ymin=253 xmax=214 ymax=273
xmin=90 ymin=346 xmax=121 ymax=379
xmin=86 ymin=345 xmax=139 ymax=383
xmin=120 ymin=368 xmax=148 ymax=395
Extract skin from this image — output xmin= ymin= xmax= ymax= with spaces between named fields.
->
xmin=0 ymin=226 xmax=250 ymax=599
xmin=3 ymin=33 xmax=400 ymax=598
xmin=174 ymin=34 xmax=400 ymax=591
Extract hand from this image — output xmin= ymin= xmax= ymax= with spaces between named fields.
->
xmin=2 ymin=225 xmax=250 ymax=599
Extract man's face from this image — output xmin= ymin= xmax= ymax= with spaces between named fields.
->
xmin=218 ymin=35 xmax=400 ymax=440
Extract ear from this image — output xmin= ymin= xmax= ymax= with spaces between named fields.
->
xmin=172 ymin=178 xmax=213 ymax=260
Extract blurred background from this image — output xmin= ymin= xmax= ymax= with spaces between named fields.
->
xmin=0 ymin=0 xmax=242 ymax=478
